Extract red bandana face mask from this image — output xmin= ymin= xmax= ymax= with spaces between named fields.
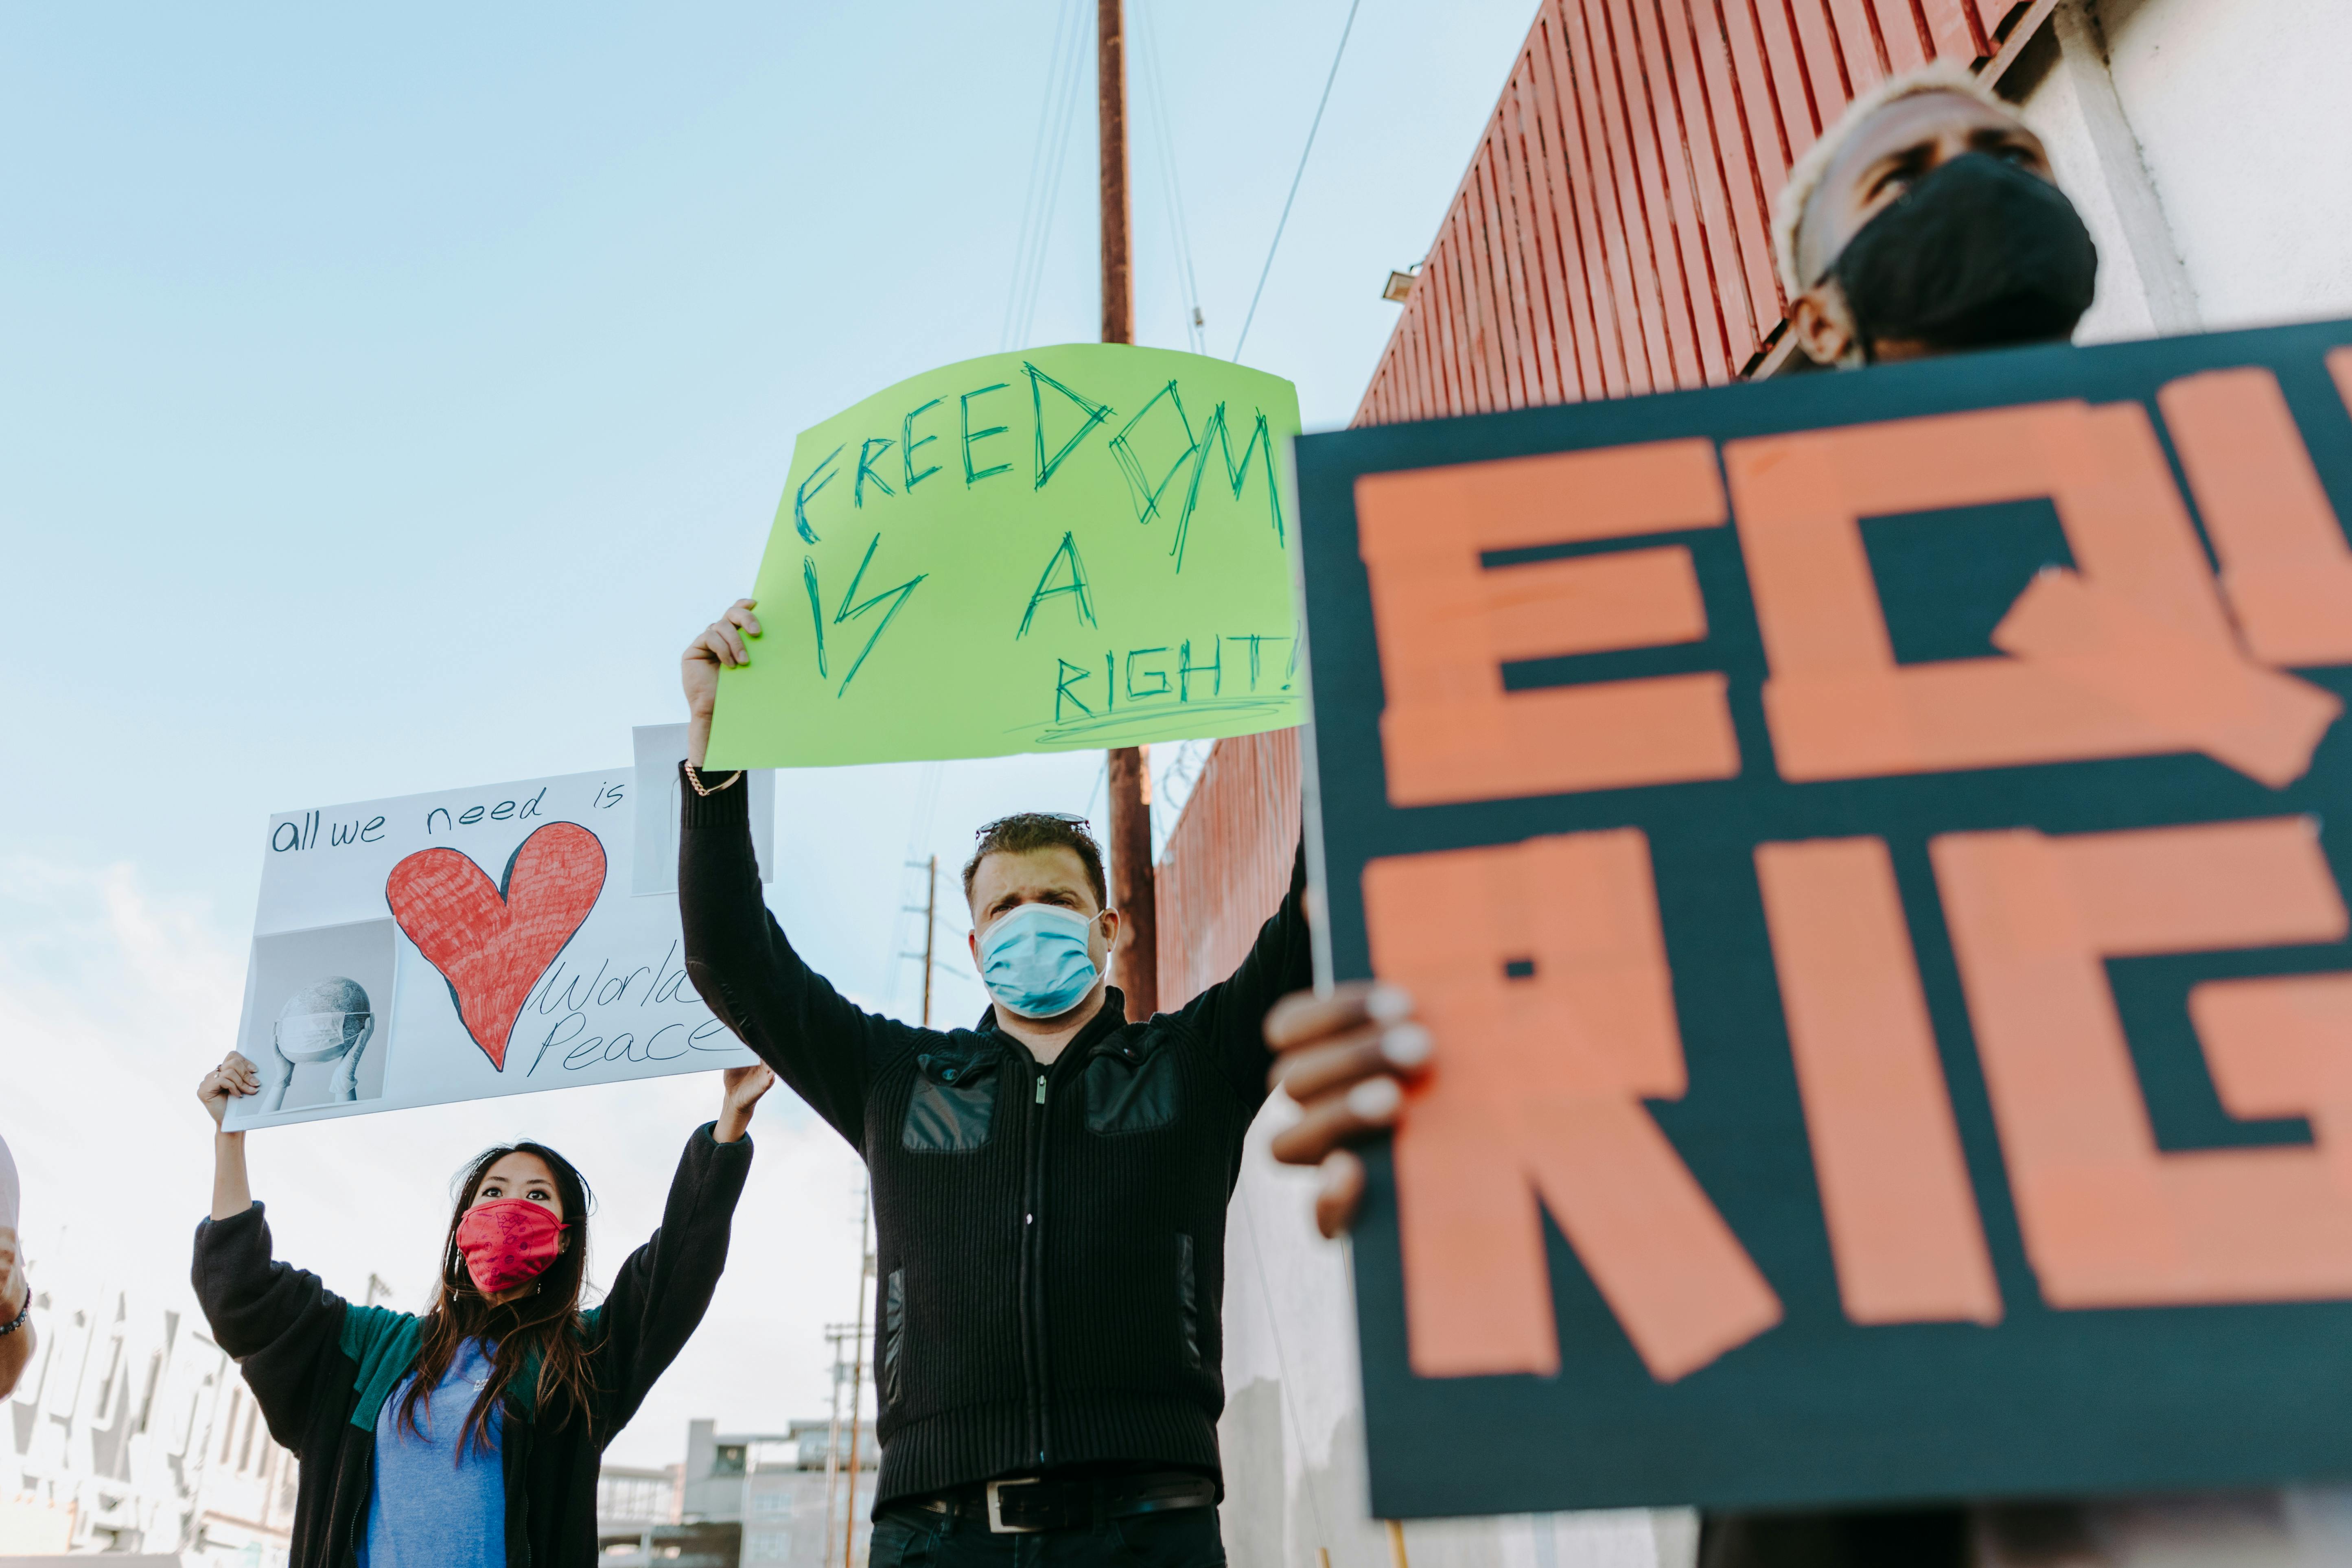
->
xmin=455 ymin=1199 xmax=567 ymax=1295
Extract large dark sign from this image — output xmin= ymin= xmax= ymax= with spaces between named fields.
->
xmin=1295 ymin=318 xmax=2352 ymax=1518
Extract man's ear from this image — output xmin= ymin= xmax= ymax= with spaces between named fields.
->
xmin=1790 ymin=276 xmax=1862 ymax=367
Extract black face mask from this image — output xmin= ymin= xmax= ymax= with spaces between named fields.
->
xmin=1829 ymin=151 xmax=2098 ymax=359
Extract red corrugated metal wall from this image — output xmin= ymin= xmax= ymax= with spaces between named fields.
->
xmin=1157 ymin=0 xmax=2044 ymax=1005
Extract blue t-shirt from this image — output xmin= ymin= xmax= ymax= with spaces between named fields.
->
xmin=361 ymin=1338 xmax=506 ymax=1568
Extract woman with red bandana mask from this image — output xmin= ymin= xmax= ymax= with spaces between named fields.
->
xmin=190 ymin=1049 xmax=773 ymax=1568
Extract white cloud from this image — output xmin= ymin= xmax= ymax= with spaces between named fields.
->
xmin=0 ymin=853 xmax=871 ymax=1469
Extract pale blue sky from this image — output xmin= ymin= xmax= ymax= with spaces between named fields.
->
xmin=0 ymin=0 xmax=1537 ymax=1461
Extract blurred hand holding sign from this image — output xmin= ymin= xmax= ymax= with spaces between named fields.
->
xmin=227 ymin=735 xmax=768 ymax=1130
xmin=1296 ymin=320 xmax=2352 ymax=1516
xmin=705 ymin=344 xmax=1304 ymax=768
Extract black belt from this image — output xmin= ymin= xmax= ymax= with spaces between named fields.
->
xmin=906 ymin=1471 xmax=1218 ymax=1534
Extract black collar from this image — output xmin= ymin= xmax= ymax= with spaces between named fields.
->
xmin=976 ymin=986 xmax=1127 ymax=1048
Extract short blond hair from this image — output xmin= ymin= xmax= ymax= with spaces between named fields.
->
xmin=1770 ymin=63 xmax=2011 ymax=300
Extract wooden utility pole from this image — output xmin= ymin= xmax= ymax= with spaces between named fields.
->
xmin=1099 ymin=0 xmax=1157 ymax=1019
xmin=1098 ymin=0 xmax=1132 ymax=347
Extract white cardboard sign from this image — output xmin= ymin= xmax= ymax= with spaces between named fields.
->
xmin=630 ymin=724 xmax=776 ymax=895
xmin=228 ymin=761 xmax=764 ymax=1130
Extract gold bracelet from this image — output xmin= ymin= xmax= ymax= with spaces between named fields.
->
xmin=683 ymin=761 xmax=744 ymax=798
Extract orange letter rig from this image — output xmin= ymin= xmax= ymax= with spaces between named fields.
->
xmin=1364 ymin=829 xmax=1783 ymax=1383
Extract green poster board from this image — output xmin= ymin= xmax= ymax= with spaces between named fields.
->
xmin=707 ymin=344 xmax=1304 ymax=768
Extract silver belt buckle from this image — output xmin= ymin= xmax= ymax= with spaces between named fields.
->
xmin=985 ymin=1477 xmax=1045 ymax=1534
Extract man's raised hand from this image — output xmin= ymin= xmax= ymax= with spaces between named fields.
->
xmin=199 ymin=1052 xmax=263 ymax=1128
xmin=1264 ymin=982 xmax=1432 ymax=1238
xmin=682 ymin=599 xmax=761 ymax=720
xmin=683 ymin=599 xmax=760 ymax=770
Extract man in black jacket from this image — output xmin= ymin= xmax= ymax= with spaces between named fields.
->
xmin=678 ymin=599 xmax=1324 ymax=1564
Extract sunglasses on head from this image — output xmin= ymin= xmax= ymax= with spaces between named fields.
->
xmin=975 ymin=811 xmax=1089 ymax=836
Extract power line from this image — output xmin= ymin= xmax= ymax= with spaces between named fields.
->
xmin=1015 ymin=30 xmax=1090 ymax=348
xmin=1001 ymin=0 xmax=1079 ymax=348
xmin=1002 ymin=0 xmax=1092 ymax=351
xmin=1134 ymin=0 xmax=1207 ymax=355
xmin=1084 ymin=754 xmax=1109 ymax=827
xmin=1000 ymin=1 xmax=1068 ymax=349
xmin=1232 ymin=0 xmax=1365 ymax=363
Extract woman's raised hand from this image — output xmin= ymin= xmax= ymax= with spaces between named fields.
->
xmin=1263 ymin=982 xmax=1433 ymax=1239
xmin=715 ymin=1064 xmax=775 ymax=1144
xmin=681 ymin=599 xmax=761 ymax=722
xmin=198 ymin=1052 xmax=263 ymax=1128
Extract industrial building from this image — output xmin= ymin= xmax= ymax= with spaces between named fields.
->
xmin=595 ymin=1417 xmax=882 ymax=1568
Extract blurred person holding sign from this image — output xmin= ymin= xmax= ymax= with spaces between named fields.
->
xmin=191 ymin=1051 xmax=773 ymax=1568
xmin=1264 ymin=63 xmax=2116 ymax=1568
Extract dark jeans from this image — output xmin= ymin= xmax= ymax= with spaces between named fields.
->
xmin=1698 ymin=1506 xmax=1972 ymax=1568
xmin=869 ymin=1502 xmax=1225 ymax=1568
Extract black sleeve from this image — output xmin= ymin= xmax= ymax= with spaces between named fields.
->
xmin=190 ymin=1203 xmax=347 ymax=1456
xmin=678 ymin=762 xmax=916 ymax=1148
xmin=584 ymin=1122 xmax=754 ymax=1438
xmin=1175 ymin=834 xmax=1313 ymax=1113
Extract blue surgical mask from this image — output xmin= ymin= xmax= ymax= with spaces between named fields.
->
xmin=978 ymin=903 xmax=1103 ymax=1020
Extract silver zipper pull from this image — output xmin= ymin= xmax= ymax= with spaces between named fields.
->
xmin=1035 ymin=1073 xmax=1047 ymax=1104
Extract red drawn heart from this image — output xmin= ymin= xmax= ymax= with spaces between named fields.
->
xmin=385 ymin=822 xmax=606 ymax=1071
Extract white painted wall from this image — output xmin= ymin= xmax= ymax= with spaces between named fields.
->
xmin=2102 ymin=0 xmax=2352 ymax=332
xmin=2015 ymin=0 xmax=2352 ymax=344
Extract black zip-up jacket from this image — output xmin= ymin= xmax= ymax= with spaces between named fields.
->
xmin=678 ymin=768 xmax=1309 ymax=1508
xmin=190 ymin=1123 xmax=751 ymax=1568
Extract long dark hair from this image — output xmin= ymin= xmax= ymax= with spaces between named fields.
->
xmin=400 ymin=1140 xmax=601 ymax=1455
